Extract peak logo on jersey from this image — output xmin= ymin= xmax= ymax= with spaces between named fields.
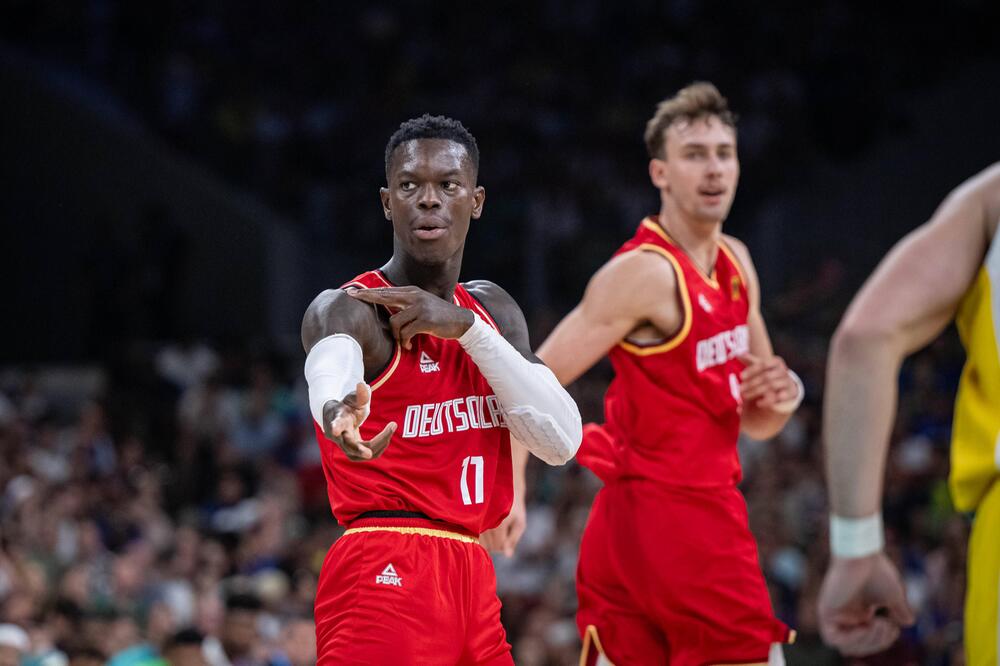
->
xmin=698 ymin=293 xmax=714 ymax=313
xmin=375 ymin=563 xmax=402 ymax=587
xmin=402 ymin=395 xmax=507 ymax=439
xmin=419 ymin=352 xmax=440 ymax=373
xmin=695 ymin=324 xmax=749 ymax=372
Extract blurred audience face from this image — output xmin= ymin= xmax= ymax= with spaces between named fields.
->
xmin=280 ymin=618 xmax=316 ymax=666
xmin=221 ymin=609 xmax=257 ymax=658
xmin=163 ymin=642 xmax=207 ymax=666
xmin=0 ymin=647 xmax=19 ymax=666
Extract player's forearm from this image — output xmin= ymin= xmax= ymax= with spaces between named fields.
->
xmin=740 ymin=405 xmax=792 ymax=440
xmin=511 ymin=437 xmax=528 ymax=500
xmin=824 ymin=324 xmax=902 ymax=517
xmin=536 ymin=309 xmax=608 ymax=386
xmin=459 ymin=318 xmax=582 ymax=465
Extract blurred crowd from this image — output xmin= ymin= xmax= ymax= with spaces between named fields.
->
xmin=1 ymin=1 xmax=989 ymax=664
xmin=0 ymin=301 xmax=970 ymax=664
xmin=5 ymin=0 xmax=999 ymax=308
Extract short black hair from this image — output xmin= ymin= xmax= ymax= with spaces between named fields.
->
xmin=384 ymin=114 xmax=479 ymax=180
xmin=226 ymin=592 xmax=263 ymax=612
xmin=164 ymin=628 xmax=205 ymax=649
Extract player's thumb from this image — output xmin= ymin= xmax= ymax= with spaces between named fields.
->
xmin=886 ymin=592 xmax=915 ymax=627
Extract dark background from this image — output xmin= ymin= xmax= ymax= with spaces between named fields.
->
xmin=1 ymin=2 xmax=997 ymax=664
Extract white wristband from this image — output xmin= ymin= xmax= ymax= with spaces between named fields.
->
xmin=771 ymin=369 xmax=804 ymax=414
xmin=830 ymin=513 xmax=884 ymax=558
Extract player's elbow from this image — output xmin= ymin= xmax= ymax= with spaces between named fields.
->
xmin=507 ymin=407 xmax=582 ymax=466
xmin=831 ymin=315 xmax=899 ymax=363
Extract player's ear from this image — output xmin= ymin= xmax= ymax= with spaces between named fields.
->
xmin=471 ymin=186 xmax=486 ymax=220
xmin=649 ymin=159 xmax=669 ymax=190
xmin=380 ymin=187 xmax=392 ymax=220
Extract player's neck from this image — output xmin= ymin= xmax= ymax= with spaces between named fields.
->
xmin=656 ymin=207 xmax=721 ymax=273
xmin=381 ymin=252 xmax=462 ymax=301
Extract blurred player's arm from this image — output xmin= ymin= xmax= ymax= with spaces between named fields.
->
xmin=301 ymin=289 xmax=396 ymax=460
xmin=537 ymin=250 xmax=682 ymax=385
xmin=818 ymin=163 xmax=1000 ymax=657
xmin=724 ymin=237 xmax=802 ymax=440
xmin=481 ymin=437 xmax=528 ymax=556
xmin=461 ymin=281 xmax=582 ymax=466
xmin=826 ymin=163 xmax=1000 ymax=518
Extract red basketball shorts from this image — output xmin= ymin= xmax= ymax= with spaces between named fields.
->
xmin=315 ymin=517 xmax=513 ymax=665
xmin=577 ymin=480 xmax=793 ymax=666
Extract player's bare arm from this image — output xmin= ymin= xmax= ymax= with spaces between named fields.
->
xmin=818 ymin=163 xmax=1000 ymax=657
xmin=723 ymin=236 xmax=802 ymax=440
xmin=826 ymin=163 xmax=1000 ymax=518
xmin=537 ymin=248 xmax=685 ymax=385
xmin=301 ymin=289 xmax=397 ymax=461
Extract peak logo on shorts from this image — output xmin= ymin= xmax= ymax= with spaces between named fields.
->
xmin=419 ymin=352 xmax=440 ymax=373
xmin=375 ymin=563 xmax=402 ymax=587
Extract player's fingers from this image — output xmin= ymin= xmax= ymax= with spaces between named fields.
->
xmin=841 ymin=619 xmax=899 ymax=657
xmin=397 ymin=319 xmax=426 ymax=350
xmin=354 ymin=382 xmax=371 ymax=408
xmin=885 ymin=595 xmax=916 ymax=627
xmin=737 ymin=352 xmax=759 ymax=368
xmin=346 ymin=287 xmax=410 ymax=307
xmin=340 ymin=427 xmax=373 ymax=460
xmin=363 ymin=422 xmax=396 ymax=459
xmin=389 ymin=309 xmax=419 ymax=350
xmin=504 ymin=521 xmax=526 ymax=558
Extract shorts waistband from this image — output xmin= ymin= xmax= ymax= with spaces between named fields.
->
xmin=343 ymin=516 xmax=480 ymax=544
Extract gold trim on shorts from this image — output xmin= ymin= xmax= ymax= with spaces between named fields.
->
xmin=342 ymin=525 xmax=479 ymax=544
xmin=579 ymin=624 xmax=615 ymax=666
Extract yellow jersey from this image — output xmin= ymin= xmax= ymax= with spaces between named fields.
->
xmin=951 ymin=225 xmax=1000 ymax=511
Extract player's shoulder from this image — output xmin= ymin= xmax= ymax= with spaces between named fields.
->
xmin=720 ymin=233 xmax=756 ymax=273
xmin=461 ymin=280 xmax=527 ymax=338
xmin=301 ymin=287 xmax=379 ymax=351
xmin=596 ymin=244 xmax=679 ymax=289
xmin=462 ymin=279 xmax=515 ymax=306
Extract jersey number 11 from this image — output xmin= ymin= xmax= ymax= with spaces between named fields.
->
xmin=460 ymin=455 xmax=484 ymax=505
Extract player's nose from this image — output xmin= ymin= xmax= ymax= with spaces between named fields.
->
xmin=417 ymin=184 xmax=442 ymax=209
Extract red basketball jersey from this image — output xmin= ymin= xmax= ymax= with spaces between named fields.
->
xmin=601 ymin=217 xmax=751 ymax=487
xmin=312 ymin=270 xmax=514 ymax=534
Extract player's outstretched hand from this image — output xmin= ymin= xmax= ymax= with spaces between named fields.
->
xmin=347 ymin=286 xmax=476 ymax=350
xmin=322 ymin=382 xmax=396 ymax=461
xmin=817 ymin=553 xmax=915 ymax=657
xmin=738 ymin=353 xmax=798 ymax=409
xmin=480 ymin=492 xmax=526 ymax=557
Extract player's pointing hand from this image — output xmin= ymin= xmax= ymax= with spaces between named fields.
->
xmin=323 ymin=382 xmax=396 ymax=461
xmin=347 ymin=286 xmax=476 ymax=350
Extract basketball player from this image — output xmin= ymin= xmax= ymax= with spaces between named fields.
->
xmin=536 ymin=83 xmax=800 ymax=665
xmin=819 ymin=163 xmax=1000 ymax=663
xmin=301 ymin=115 xmax=582 ymax=664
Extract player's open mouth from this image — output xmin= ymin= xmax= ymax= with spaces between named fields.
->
xmin=699 ymin=188 xmax=725 ymax=202
xmin=413 ymin=225 xmax=447 ymax=240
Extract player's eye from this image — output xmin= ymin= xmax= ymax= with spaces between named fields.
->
xmin=442 ymin=181 xmax=458 ymax=192
xmin=400 ymin=181 xmax=416 ymax=191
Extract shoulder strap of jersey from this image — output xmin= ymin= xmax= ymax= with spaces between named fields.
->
xmin=456 ymin=284 xmax=502 ymax=333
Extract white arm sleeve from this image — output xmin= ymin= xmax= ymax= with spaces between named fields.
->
xmin=303 ymin=334 xmax=367 ymax=428
xmin=458 ymin=316 xmax=582 ymax=465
